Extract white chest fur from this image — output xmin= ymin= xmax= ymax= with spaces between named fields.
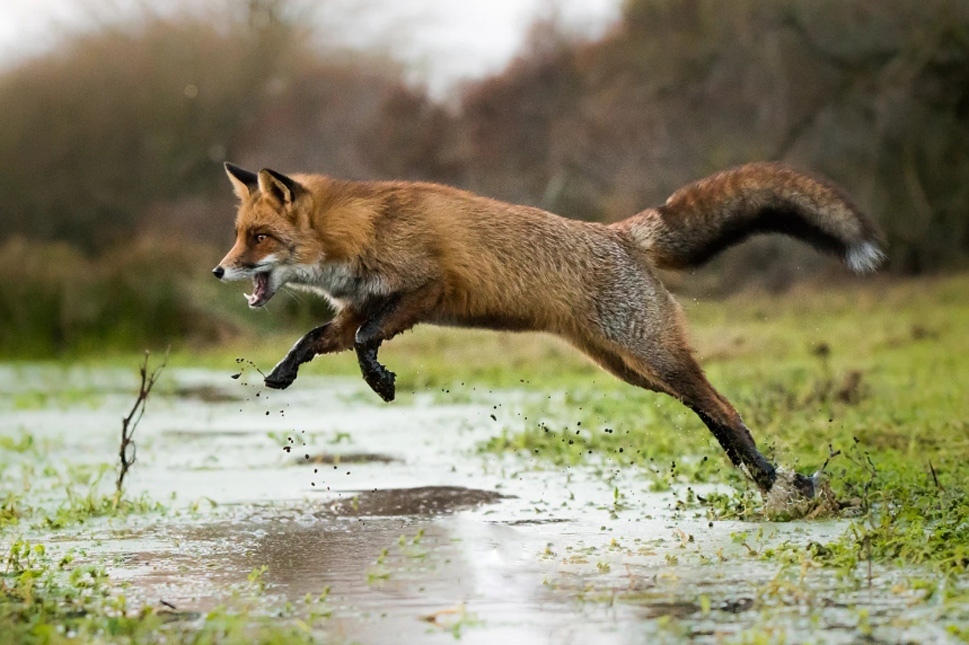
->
xmin=285 ymin=262 xmax=387 ymax=309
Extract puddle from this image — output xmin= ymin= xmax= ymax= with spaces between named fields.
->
xmin=0 ymin=365 xmax=964 ymax=644
xmin=299 ymin=451 xmax=400 ymax=465
xmin=321 ymin=485 xmax=508 ymax=516
xmin=170 ymin=384 xmax=244 ymax=403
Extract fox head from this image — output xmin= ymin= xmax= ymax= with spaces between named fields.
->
xmin=213 ymin=162 xmax=322 ymax=308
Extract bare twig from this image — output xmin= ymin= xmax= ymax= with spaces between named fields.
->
xmin=866 ymin=534 xmax=873 ymax=589
xmin=114 ymin=350 xmax=167 ymax=508
xmin=819 ymin=443 xmax=842 ymax=473
xmin=929 ymin=461 xmax=944 ymax=492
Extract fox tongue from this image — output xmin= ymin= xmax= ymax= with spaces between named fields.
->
xmin=245 ymin=273 xmax=273 ymax=308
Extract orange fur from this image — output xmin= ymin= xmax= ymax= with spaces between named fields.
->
xmin=214 ymin=162 xmax=884 ymax=495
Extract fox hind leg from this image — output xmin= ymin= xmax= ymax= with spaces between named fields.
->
xmin=648 ymin=350 xmax=779 ymax=492
xmin=576 ymin=329 xmax=800 ymax=495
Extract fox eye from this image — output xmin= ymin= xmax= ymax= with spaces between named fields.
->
xmin=254 ymin=234 xmax=268 ymax=244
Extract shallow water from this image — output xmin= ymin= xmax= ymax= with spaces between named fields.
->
xmin=0 ymin=364 xmax=963 ymax=643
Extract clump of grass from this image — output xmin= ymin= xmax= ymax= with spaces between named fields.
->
xmin=35 ymin=463 xmax=165 ymax=530
xmin=0 ymin=494 xmax=24 ymax=528
xmin=0 ymin=443 xmax=163 ymax=532
xmin=0 ymin=540 xmax=145 ymax=643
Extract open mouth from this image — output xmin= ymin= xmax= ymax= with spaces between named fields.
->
xmin=245 ymin=272 xmax=276 ymax=308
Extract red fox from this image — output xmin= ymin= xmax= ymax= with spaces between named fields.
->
xmin=214 ymin=162 xmax=884 ymax=498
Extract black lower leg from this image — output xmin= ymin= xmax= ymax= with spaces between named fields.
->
xmin=354 ymin=339 xmax=396 ymax=402
xmin=265 ymin=322 xmax=332 ymax=390
xmin=789 ymin=472 xmax=817 ymax=498
xmin=353 ymin=296 xmax=402 ymax=402
xmin=692 ymin=408 xmax=777 ymax=492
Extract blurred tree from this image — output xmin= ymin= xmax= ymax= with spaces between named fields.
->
xmin=781 ymin=0 xmax=969 ymax=272
xmin=0 ymin=6 xmax=302 ymax=249
xmin=460 ymin=21 xmax=588 ymax=216
xmin=358 ymin=83 xmax=464 ymax=185
xmin=232 ymin=58 xmax=427 ymax=180
xmin=457 ymin=0 xmax=969 ymax=277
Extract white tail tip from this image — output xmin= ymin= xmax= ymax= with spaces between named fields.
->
xmin=846 ymin=241 xmax=886 ymax=273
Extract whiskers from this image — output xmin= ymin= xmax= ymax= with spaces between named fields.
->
xmin=281 ymin=286 xmax=311 ymax=307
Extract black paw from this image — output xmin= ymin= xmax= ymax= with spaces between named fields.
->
xmin=265 ymin=361 xmax=298 ymax=390
xmin=791 ymin=472 xmax=818 ymax=499
xmin=365 ymin=367 xmax=396 ymax=402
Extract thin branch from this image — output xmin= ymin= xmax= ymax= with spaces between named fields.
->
xmin=929 ymin=461 xmax=944 ymax=492
xmin=114 ymin=349 xmax=168 ymax=508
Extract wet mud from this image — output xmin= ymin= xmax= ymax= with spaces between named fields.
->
xmin=298 ymin=451 xmax=399 ymax=466
xmin=323 ymin=485 xmax=508 ymax=517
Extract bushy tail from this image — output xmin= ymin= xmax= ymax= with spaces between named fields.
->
xmin=615 ymin=163 xmax=885 ymax=272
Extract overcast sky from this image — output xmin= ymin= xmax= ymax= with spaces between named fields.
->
xmin=0 ymin=0 xmax=621 ymax=96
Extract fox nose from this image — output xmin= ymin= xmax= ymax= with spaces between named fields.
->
xmin=212 ymin=266 xmax=225 ymax=279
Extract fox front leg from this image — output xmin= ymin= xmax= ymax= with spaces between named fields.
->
xmin=354 ymin=336 xmax=396 ymax=402
xmin=264 ymin=312 xmax=362 ymax=390
xmin=264 ymin=323 xmax=331 ymax=390
xmin=352 ymin=285 xmax=443 ymax=402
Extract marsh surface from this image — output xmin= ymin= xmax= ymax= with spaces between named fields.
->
xmin=3 ymin=361 xmax=965 ymax=644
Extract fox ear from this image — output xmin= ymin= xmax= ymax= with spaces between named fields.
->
xmin=224 ymin=162 xmax=259 ymax=200
xmin=258 ymin=168 xmax=302 ymax=206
